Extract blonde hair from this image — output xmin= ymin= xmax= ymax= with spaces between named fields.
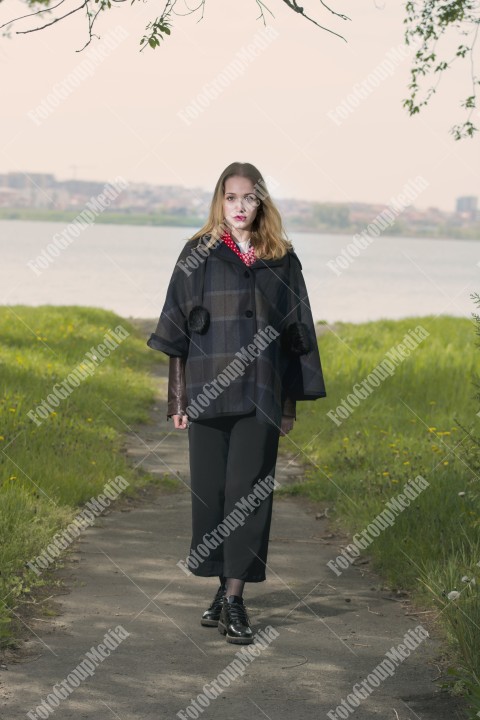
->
xmin=190 ymin=162 xmax=293 ymax=260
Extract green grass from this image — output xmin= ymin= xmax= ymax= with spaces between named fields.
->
xmin=3 ymin=307 xmax=480 ymax=710
xmin=0 ymin=208 xmax=204 ymax=227
xmin=0 ymin=306 xmax=165 ymax=644
xmin=282 ymin=314 xmax=480 ymax=713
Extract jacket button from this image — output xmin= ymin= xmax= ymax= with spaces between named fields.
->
xmin=245 ymin=310 xmax=253 ymax=318
xmin=244 ymin=271 xmax=250 ymax=278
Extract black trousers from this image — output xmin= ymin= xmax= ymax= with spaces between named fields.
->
xmin=187 ymin=410 xmax=280 ymax=582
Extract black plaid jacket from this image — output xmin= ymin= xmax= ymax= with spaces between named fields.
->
xmin=147 ymin=234 xmax=326 ymax=429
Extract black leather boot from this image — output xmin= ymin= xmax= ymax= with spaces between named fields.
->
xmin=217 ymin=595 xmax=253 ymax=644
xmin=200 ymin=584 xmax=226 ymax=627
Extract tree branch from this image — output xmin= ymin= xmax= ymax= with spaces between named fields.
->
xmin=0 ymin=0 xmax=68 ymax=32
xmin=255 ymin=0 xmax=275 ymax=25
xmin=75 ymin=0 xmax=102 ymax=52
xmin=403 ymin=0 xmax=480 ymax=139
xmin=319 ymin=0 xmax=350 ymax=22
xmin=280 ymin=0 xmax=349 ymax=42
xmin=13 ymin=0 xmax=87 ymax=34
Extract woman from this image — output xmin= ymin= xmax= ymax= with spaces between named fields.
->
xmin=147 ymin=162 xmax=326 ymax=645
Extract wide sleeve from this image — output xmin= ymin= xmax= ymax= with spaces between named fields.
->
xmin=281 ymin=252 xmax=327 ymax=401
xmin=147 ymin=241 xmax=195 ymax=358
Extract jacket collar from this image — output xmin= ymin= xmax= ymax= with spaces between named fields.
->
xmin=200 ymin=234 xmax=289 ymax=269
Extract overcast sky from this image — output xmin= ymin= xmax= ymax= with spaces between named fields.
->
xmin=1 ymin=0 xmax=479 ymax=212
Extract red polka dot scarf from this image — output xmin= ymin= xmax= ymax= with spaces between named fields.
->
xmin=221 ymin=229 xmax=257 ymax=266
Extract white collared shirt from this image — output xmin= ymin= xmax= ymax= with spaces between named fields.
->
xmin=234 ymin=238 xmax=251 ymax=254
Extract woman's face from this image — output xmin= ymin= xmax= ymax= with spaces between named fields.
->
xmin=222 ymin=175 xmax=260 ymax=233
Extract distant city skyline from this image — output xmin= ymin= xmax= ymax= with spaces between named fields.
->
xmin=1 ymin=169 xmax=478 ymax=240
xmin=0 ymin=167 xmax=476 ymax=214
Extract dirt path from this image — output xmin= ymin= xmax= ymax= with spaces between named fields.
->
xmin=0 ymin=352 xmax=465 ymax=720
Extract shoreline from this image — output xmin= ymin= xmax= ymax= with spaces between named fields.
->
xmin=1 ymin=210 xmax=479 ymax=242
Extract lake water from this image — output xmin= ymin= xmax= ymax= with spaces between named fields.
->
xmin=1 ymin=220 xmax=478 ymax=324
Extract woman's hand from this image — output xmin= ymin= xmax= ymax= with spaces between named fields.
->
xmin=280 ymin=416 xmax=294 ymax=436
xmin=172 ymin=413 xmax=189 ymax=430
